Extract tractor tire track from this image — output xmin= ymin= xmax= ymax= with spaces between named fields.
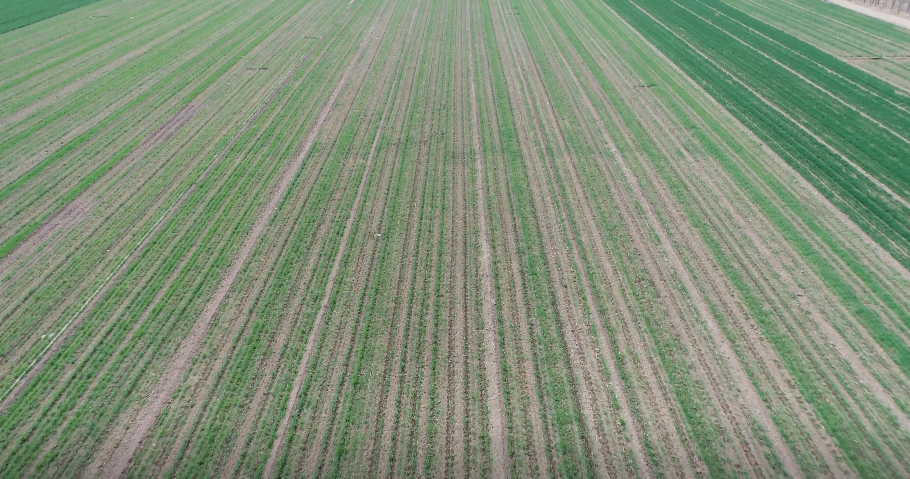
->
xmin=466 ymin=1 xmax=508 ymax=477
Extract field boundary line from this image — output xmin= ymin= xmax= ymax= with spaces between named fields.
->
xmin=775 ymin=0 xmax=908 ymax=47
xmin=624 ymin=14 xmax=910 ymax=448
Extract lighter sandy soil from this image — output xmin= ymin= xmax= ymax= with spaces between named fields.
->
xmin=823 ymin=0 xmax=910 ymax=29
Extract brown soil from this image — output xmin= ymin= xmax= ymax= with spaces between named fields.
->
xmin=466 ymin=2 xmax=509 ymax=477
xmin=475 ymin=5 xmax=552 ymax=475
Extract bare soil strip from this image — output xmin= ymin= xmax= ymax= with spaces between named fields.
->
xmin=261 ymin=4 xmax=415 ymax=476
xmin=466 ymin=2 xmax=509 ymax=477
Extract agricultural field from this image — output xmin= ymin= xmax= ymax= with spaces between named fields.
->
xmin=1 ymin=0 xmax=909 ymax=476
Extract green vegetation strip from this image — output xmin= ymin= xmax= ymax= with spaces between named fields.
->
xmin=0 ymin=0 xmax=302 ymax=260
xmin=598 ymin=0 xmax=910 ymax=474
xmin=601 ymin=0 xmax=910 ymax=274
xmin=0 ymin=0 xmax=105 ymax=35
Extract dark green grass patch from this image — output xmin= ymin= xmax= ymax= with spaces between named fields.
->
xmin=0 ymin=0 xmax=106 ymax=35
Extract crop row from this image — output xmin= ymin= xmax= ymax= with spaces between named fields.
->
xmin=600 ymin=0 xmax=910 ymax=475
xmin=0 ymin=0 xmax=306 ymax=259
xmin=525 ymin=0 xmax=756 ymax=474
xmin=121 ymin=0 xmax=428 ymax=475
xmin=0 ymin=0 xmax=104 ymax=36
xmin=0 ymin=0 xmax=353 ymax=474
xmin=697 ymin=0 xmax=910 ymax=110
xmin=653 ymin=1 xmax=910 ymax=233
xmin=0 ymin=0 xmax=315 ymax=368
xmin=603 ymin=0 xmax=910 ymax=284
xmin=0 ymin=0 xmax=208 ymax=117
